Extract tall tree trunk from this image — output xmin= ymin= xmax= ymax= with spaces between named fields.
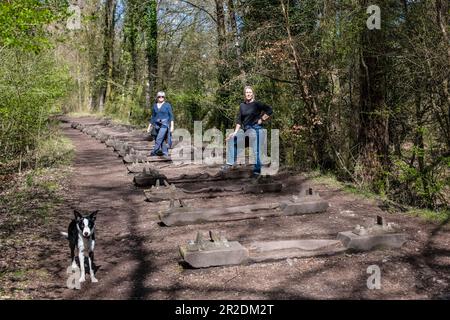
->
xmin=435 ymin=0 xmax=450 ymax=148
xmin=215 ymin=0 xmax=226 ymax=83
xmin=280 ymin=0 xmax=327 ymax=167
xmin=145 ymin=0 xmax=158 ymax=109
xmin=125 ymin=0 xmax=139 ymax=86
xmin=99 ymin=0 xmax=116 ymax=112
xmin=227 ymin=0 xmax=244 ymax=77
xmin=414 ymin=93 xmax=432 ymax=207
xmin=357 ymin=0 xmax=389 ymax=188
xmin=215 ymin=0 xmax=230 ymax=129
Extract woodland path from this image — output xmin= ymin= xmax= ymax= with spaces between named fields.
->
xmin=42 ymin=117 xmax=450 ymax=299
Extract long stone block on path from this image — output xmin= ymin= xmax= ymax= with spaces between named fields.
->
xmin=73 ymin=121 xmax=108 ymax=129
xmin=160 ymin=202 xmax=281 ymax=226
xmin=130 ymin=148 xmax=154 ymax=155
xmin=180 ymin=241 xmax=249 ymax=268
xmin=113 ymin=141 xmax=131 ymax=152
xmin=159 ymin=189 xmax=329 ymax=226
xmin=248 ymin=239 xmax=346 ymax=262
xmin=168 ymin=167 xmax=253 ymax=184
xmin=337 ymin=231 xmax=407 ymax=251
xmin=118 ymin=147 xmax=153 ymax=158
xmin=123 ymin=154 xmax=171 ymax=164
xmin=144 ymin=185 xmax=242 ymax=202
xmin=179 ymin=232 xmax=346 ymax=268
xmin=122 ymin=141 xmax=152 ymax=148
xmin=133 ymin=170 xmax=168 ymax=188
xmin=116 ymin=141 xmax=152 ymax=152
xmin=144 ymin=180 xmax=282 ymax=202
xmin=128 ymin=163 xmax=157 ymax=174
xmin=95 ymin=131 xmax=110 ymax=143
xmin=105 ymin=139 xmax=116 ymax=148
xmin=83 ymin=127 xmax=98 ymax=135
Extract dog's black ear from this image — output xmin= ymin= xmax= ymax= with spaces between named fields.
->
xmin=74 ymin=210 xmax=83 ymax=220
xmin=90 ymin=210 xmax=99 ymax=220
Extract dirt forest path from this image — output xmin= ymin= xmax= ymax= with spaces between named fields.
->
xmin=58 ymin=120 xmax=157 ymax=299
xmin=47 ymin=117 xmax=450 ymax=300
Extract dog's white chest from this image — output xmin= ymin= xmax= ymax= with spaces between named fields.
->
xmin=77 ymin=236 xmax=93 ymax=256
xmin=82 ymin=238 xmax=90 ymax=256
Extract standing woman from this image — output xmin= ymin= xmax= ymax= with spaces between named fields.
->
xmin=224 ymin=86 xmax=273 ymax=176
xmin=147 ymin=91 xmax=174 ymax=156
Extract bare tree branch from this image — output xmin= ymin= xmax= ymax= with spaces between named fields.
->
xmin=177 ymin=0 xmax=217 ymax=24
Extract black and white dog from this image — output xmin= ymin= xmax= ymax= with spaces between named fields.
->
xmin=61 ymin=210 xmax=99 ymax=283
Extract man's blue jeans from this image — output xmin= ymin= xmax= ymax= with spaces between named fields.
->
xmin=226 ymin=124 xmax=263 ymax=174
xmin=151 ymin=126 xmax=169 ymax=156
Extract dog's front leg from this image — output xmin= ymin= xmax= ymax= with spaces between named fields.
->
xmin=88 ymin=252 xmax=98 ymax=283
xmin=78 ymin=248 xmax=86 ymax=283
xmin=78 ymin=252 xmax=86 ymax=282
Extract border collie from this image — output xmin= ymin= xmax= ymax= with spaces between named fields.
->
xmin=61 ymin=210 xmax=99 ymax=283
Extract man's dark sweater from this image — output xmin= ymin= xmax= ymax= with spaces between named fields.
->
xmin=236 ymin=100 xmax=273 ymax=128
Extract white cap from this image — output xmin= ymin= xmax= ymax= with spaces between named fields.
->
xmin=157 ymin=91 xmax=166 ymax=98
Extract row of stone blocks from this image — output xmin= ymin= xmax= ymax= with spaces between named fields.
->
xmin=180 ymin=217 xmax=407 ymax=268
xmin=70 ymin=120 xmax=408 ymax=269
xmin=143 ymin=179 xmax=283 ymax=202
xmin=71 ymin=120 xmax=160 ymax=162
xmin=71 ymin=120 xmax=286 ymax=191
